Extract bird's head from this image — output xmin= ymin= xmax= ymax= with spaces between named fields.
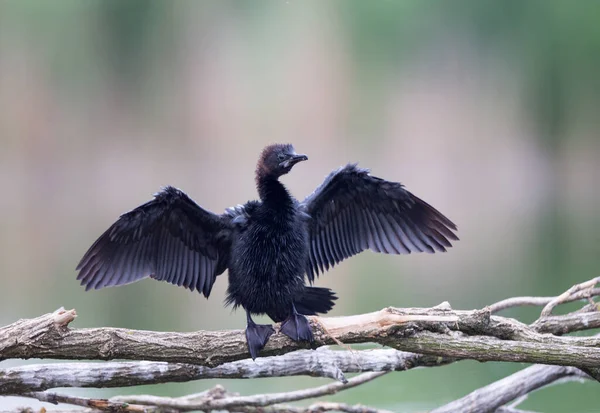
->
xmin=257 ymin=144 xmax=308 ymax=179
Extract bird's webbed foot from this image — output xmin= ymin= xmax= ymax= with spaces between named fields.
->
xmin=280 ymin=305 xmax=314 ymax=342
xmin=245 ymin=312 xmax=275 ymax=360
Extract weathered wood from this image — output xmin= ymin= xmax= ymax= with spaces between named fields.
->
xmin=432 ymin=364 xmax=589 ymax=413
xmin=0 ymin=348 xmax=451 ymax=394
xmin=2 ymin=307 xmax=600 ymax=370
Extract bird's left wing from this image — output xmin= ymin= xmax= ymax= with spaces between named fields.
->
xmin=300 ymin=164 xmax=458 ymax=281
xmin=76 ymin=186 xmax=234 ymax=297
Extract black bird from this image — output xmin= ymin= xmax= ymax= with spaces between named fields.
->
xmin=76 ymin=144 xmax=458 ymax=359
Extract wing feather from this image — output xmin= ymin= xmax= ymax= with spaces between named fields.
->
xmin=336 ymin=212 xmax=351 ymax=258
xmin=189 ymin=250 xmax=200 ymax=292
xmin=301 ymin=164 xmax=458 ymax=280
xmin=76 ymin=186 xmax=233 ymax=298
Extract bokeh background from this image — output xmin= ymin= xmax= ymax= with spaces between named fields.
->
xmin=1 ymin=1 xmax=599 ymax=411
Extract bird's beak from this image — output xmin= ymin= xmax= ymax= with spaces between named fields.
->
xmin=281 ymin=154 xmax=308 ymax=168
xmin=292 ymin=153 xmax=308 ymax=163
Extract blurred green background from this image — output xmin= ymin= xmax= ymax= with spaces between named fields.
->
xmin=1 ymin=1 xmax=599 ymax=411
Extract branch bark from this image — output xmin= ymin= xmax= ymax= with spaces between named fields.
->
xmin=432 ymin=364 xmax=590 ymax=413
xmin=2 ymin=305 xmax=600 ymax=371
xmin=0 ymin=348 xmax=451 ymax=394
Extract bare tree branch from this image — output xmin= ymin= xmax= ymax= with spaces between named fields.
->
xmin=113 ymin=371 xmax=387 ymax=410
xmin=538 ymin=277 xmax=600 ymax=318
xmin=0 ymin=307 xmax=460 ymax=367
xmin=0 ymin=402 xmax=393 ymax=413
xmin=495 ymin=408 xmax=539 ymax=413
xmin=431 ymin=364 xmax=590 ymax=413
xmin=18 ymin=372 xmax=387 ymax=412
xmin=21 ymin=391 xmax=151 ymax=412
xmin=0 ymin=411 xmax=97 ymax=413
xmin=488 ymin=296 xmax=555 ymax=313
xmin=2 ymin=305 xmax=600 ymax=371
xmin=198 ymin=401 xmax=394 ymax=413
xmin=0 ymin=348 xmax=451 ymax=393
xmin=533 ymin=310 xmax=600 ymax=334
xmin=489 ymin=288 xmax=600 ymax=314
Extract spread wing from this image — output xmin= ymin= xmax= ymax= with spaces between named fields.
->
xmin=76 ymin=186 xmax=233 ymax=298
xmin=300 ymin=164 xmax=459 ymax=281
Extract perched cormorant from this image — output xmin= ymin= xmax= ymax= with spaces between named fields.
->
xmin=76 ymin=144 xmax=458 ymax=359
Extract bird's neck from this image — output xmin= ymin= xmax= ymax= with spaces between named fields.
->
xmin=256 ymin=174 xmax=294 ymax=209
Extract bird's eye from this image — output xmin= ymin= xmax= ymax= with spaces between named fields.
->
xmin=277 ymin=153 xmax=286 ymax=161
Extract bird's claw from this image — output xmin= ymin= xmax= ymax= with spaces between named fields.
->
xmin=245 ymin=323 xmax=275 ymax=360
xmin=280 ymin=313 xmax=314 ymax=342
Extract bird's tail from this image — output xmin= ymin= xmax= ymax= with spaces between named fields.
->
xmin=295 ymin=286 xmax=337 ymax=316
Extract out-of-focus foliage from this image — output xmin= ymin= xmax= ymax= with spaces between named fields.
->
xmin=0 ymin=1 xmax=599 ymax=412
xmin=342 ymin=0 xmax=600 ymax=146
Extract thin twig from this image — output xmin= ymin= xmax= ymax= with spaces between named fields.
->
xmin=0 ymin=403 xmax=395 ymax=413
xmin=0 ymin=411 xmax=99 ymax=413
xmin=110 ymin=371 xmax=388 ymax=411
xmin=489 ymin=288 xmax=600 ymax=314
xmin=538 ymin=277 xmax=600 ymax=318
xmin=20 ymin=391 xmax=152 ymax=412
xmin=231 ymin=401 xmax=395 ymax=413
xmin=489 ymin=296 xmax=561 ymax=314
xmin=16 ymin=374 xmax=389 ymax=413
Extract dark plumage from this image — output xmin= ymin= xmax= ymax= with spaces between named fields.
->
xmin=76 ymin=144 xmax=459 ymax=358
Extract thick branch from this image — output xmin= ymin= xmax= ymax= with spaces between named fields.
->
xmin=389 ymin=329 xmax=600 ymax=367
xmin=0 ymin=348 xmax=451 ymax=394
xmin=2 ymin=306 xmax=600 ymax=371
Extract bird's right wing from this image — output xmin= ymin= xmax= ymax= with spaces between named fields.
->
xmin=76 ymin=186 xmax=233 ymax=298
xmin=300 ymin=164 xmax=459 ymax=281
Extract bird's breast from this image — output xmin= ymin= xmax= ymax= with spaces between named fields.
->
xmin=230 ymin=214 xmax=309 ymax=282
